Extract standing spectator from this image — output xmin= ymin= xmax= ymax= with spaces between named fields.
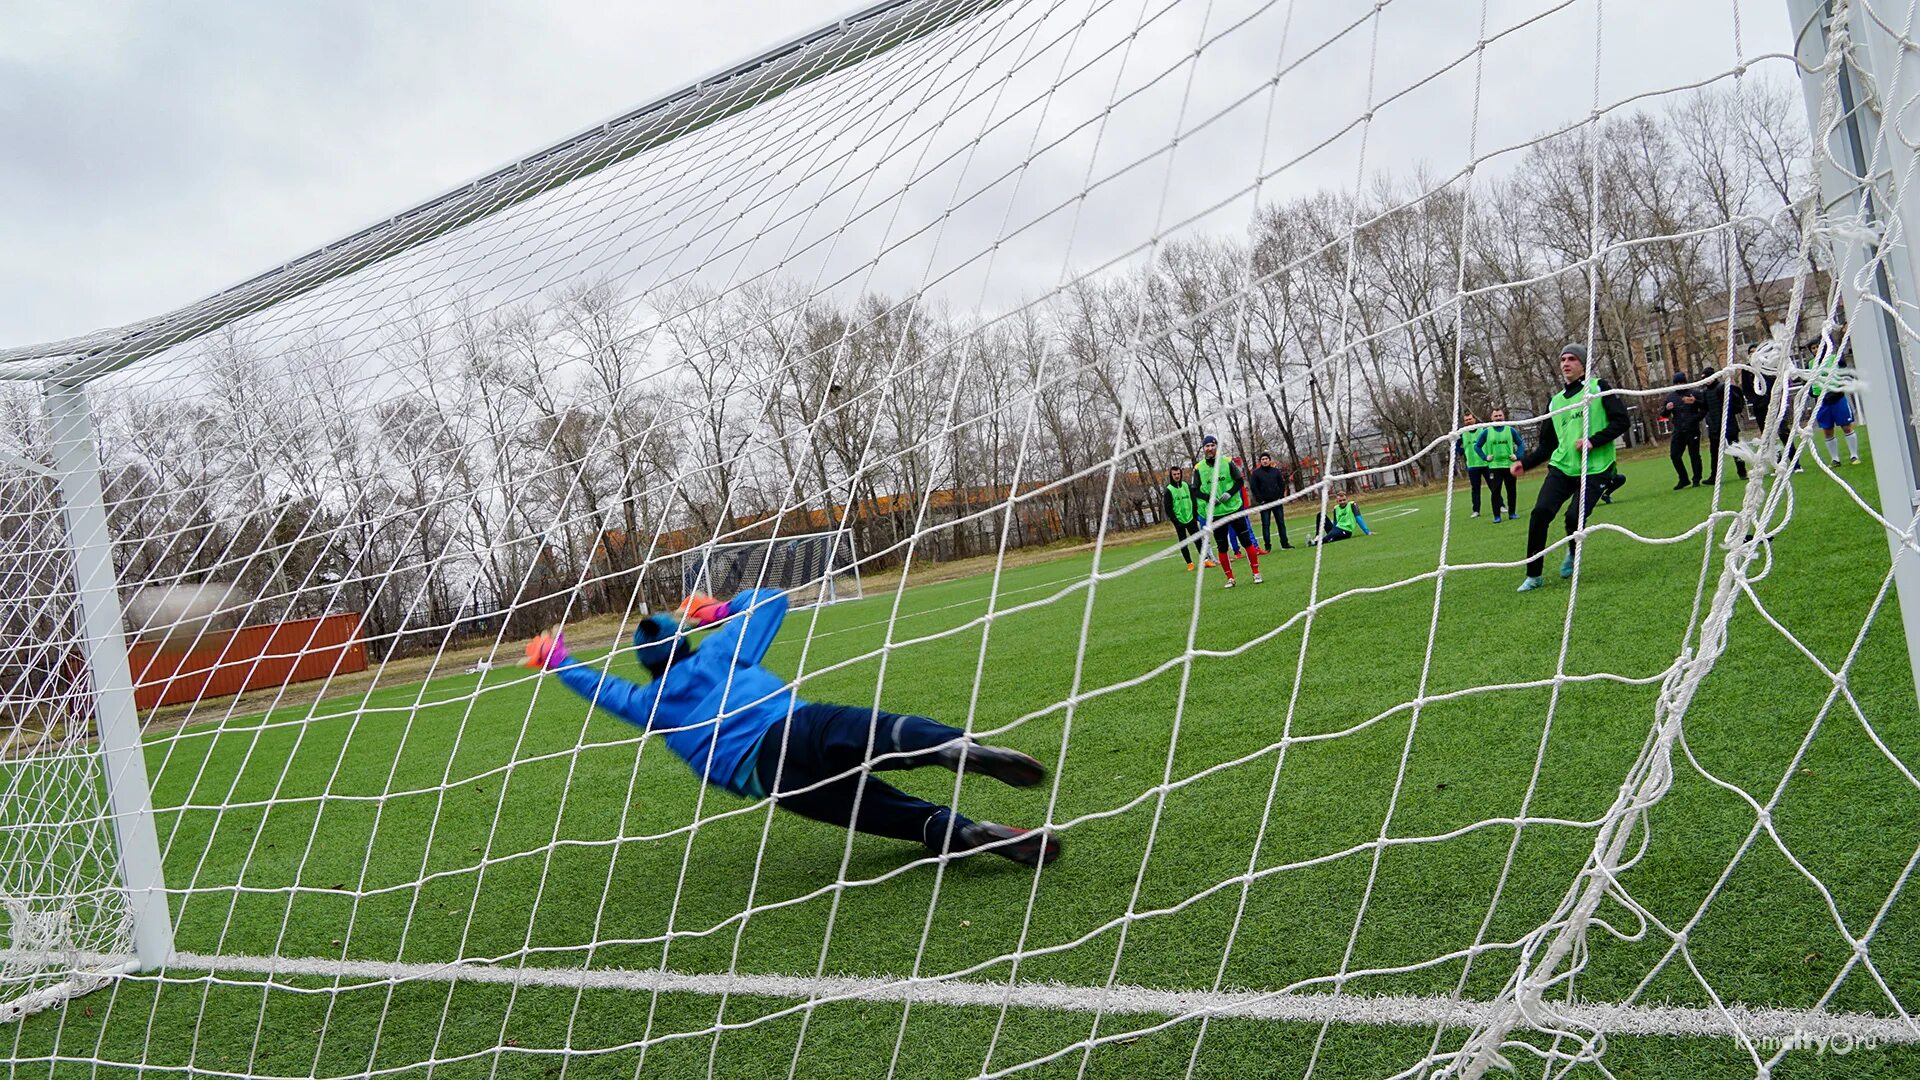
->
xmin=1810 ymin=350 xmax=1861 ymax=465
xmin=1162 ymin=465 xmax=1205 ymax=571
xmin=1248 ymin=452 xmax=1294 ymax=551
xmin=1659 ymin=371 xmax=1705 ymax=489
xmin=1513 ymin=344 xmax=1631 ymax=592
xmin=1472 ymin=408 xmax=1525 ymax=522
xmin=1460 ymin=411 xmax=1490 ymax=518
xmin=1700 ymin=364 xmax=1744 ymax=481
xmin=1193 ymin=435 xmax=1262 ymax=587
xmin=1741 ymin=345 xmax=1805 ymax=472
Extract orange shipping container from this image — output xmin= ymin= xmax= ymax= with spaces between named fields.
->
xmin=127 ymin=613 xmax=368 ymax=710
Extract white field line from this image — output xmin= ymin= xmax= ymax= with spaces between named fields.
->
xmin=33 ymin=951 xmax=1912 ymax=1045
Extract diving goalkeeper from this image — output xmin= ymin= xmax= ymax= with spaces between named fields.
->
xmin=524 ymin=589 xmax=1060 ymax=867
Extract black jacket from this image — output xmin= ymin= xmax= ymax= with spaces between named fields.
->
xmin=1660 ymin=384 xmax=1705 ymax=434
xmin=1702 ymin=376 xmax=1739 ymax=435
xmin=1248 ymin=464 xmax=1289 ymax=504
xmin=1520 ymin=378 xmax=1632 ymax=471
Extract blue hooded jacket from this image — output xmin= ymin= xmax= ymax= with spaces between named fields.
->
xmin=551 ymin=589 xmax=798 ymax=796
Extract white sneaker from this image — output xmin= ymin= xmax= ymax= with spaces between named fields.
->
xmin=1471 ymin=511 xmax=1480 ymax=518
xmin=1253 ymin=573 xmax=1263 ymax=584
xmin=1223 ymin=577 xmax=1236 ymax=589
xmin=1852 ymin=456 xmax=1862 ymax=465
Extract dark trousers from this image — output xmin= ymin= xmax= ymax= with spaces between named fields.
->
xmin=1259 ymin=507 xmax=1290 ymax=549
xmin=756 ymin=702 xmax=975 ymax=851
xmin=1706 ymin=424 xmax=1746 ymax=480
xmin=1467 ymin=466 xmax=1488 ymax=512
xmin=1526 ymin=467 xmax=1610 ymax=577
xmin=1670 ymin=428 xmax=1702 ymax=484
xmin=1316 ymin=515 xmax=1353 ymax=544
xmin=1487 ymin=469 xmax=1517 ymax=518
xmin=1171 ymin=517 xmax=1201 ymax=563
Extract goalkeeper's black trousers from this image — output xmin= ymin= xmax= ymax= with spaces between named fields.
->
xmin=1525 ymin=466 xmax=1610 ymax=578
xmin=755 ymin=702 xmax=977 ymax=852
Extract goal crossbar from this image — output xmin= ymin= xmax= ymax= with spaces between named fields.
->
xmin=0 ymin=0 xmax=1006 ymax=387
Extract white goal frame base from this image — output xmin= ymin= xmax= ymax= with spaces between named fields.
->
xmin=26 ymin=950 xmax=1914 ymax=1051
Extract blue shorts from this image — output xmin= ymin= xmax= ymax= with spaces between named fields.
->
xmin=1815 ymin=396 xmax=1854 ymax=430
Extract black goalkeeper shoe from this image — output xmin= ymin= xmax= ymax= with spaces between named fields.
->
xmin=940 ymin=741 xmax=1046 ymax=788
xmin=960 ymin=822 xmax=1061 ymax=867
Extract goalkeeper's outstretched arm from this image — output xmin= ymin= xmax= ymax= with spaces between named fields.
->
xmin=697 ymin=588 xmax=791 ymax=668
xmin=525 ymin=626 xmax=667 ymax=731
xmin=522 ymin=587 xmax=790 ymax=731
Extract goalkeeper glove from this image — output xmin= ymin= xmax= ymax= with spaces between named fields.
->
xmin=523 ymin=626 xmax=572 ymax=671
xmin=677 ymin=594 xmax=730 ymax=628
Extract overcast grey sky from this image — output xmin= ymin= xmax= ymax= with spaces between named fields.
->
xmin=2 ymin=0 xmax=1800 ymax=352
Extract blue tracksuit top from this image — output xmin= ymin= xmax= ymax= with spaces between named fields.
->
xmin=552 ymin=589 xmax=798 ymax=795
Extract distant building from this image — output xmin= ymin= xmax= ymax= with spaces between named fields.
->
xmin=1627 ymin=271 xmax=1832 ymax=387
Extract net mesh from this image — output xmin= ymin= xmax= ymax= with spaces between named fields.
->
xmin=2 ymin=0 xmax=1918 ymax=1076
xmin=0 ymin=455 xmax=135 ymax=1018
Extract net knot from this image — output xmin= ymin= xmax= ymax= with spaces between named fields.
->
xmin=1816 ymin=213 xmax=1884 ymax=251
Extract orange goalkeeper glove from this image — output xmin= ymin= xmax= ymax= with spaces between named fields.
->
xmin=677 ymin=594 xmax=730 ymax=628
xmin=523 ymin=626 xmax=571 ymax=671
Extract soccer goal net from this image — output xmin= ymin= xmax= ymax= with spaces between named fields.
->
xmin=3 ymin=0 xmax=1919 ymax=1075
xmin=681 ymin=530 xmax=862 ymax=607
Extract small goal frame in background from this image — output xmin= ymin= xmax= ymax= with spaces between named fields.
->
xmin=678 ymin=529 xmax=864 ymax=608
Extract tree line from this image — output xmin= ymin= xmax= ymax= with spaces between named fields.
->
xmin=2 ymin=83 xmax=1813 ymax=672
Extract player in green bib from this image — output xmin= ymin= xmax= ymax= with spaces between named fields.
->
xmin=1511 ymin=344 xmax=1630 ymax=592
xmin=1472 ymin=408 xmax=1525 ymax=522
xmin=1310 ymin=495 xmax=1372 ymax=544
xmin=1163 ymin=465 xmax=1204 ymax=570
xmin=1194 ymin=434 xmax=1261 ymax=587
xmin=1809 ymin=348 xmax=1861 ymax=465
xmin=1459 ymin=411 xmax=1490 ymax=518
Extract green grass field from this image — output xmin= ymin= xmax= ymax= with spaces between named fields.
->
xmin=12 ymin=449 xmax=1920 ymax=1078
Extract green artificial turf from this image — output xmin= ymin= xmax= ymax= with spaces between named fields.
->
xmin=10 ymin=450 xmax=1919 ymax=1078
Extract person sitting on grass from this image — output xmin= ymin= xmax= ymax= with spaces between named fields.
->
xmin=1308 ymin=495 xmax=1371 ymax=545
xmin=524 ymin=589 xmax=1060 ymax=867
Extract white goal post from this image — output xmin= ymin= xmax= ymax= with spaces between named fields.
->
xmin=1787 ymin=0 xmax=1920 ymax=707
xmin=0 ymin=0 xmax=974 ymax=1019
